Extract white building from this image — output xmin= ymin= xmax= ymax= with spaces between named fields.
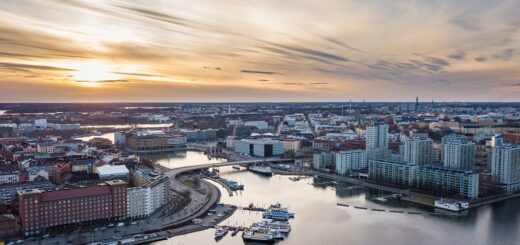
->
xmin=0 ymin=173 xmax=19 ymax=184
xmin=335 ymin=150 xmax=367 ymax=175
xmin=491 ymin=144 xmax=520 ymax=192
xmin=443 ymin=139 xmax=475 ymax=170
xmin=97 ymin=165 xmax=129 ymax=180
xmin=244 ymin=121 xmax=269 ymax=130
xmin=127 ymin=175 xmax=170 ymax=219
xmin=127 ymin=187 xmax=150 ymax=219
xmin=313 ymin=151 xmax=335 ymax=170
xmin=403 ymin=137 xmax=433 ymax=166
xmin=366 ymin=122 xmax=388 ymax=150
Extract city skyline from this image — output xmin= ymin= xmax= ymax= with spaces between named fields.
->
xmin=0 ymin=0 xmax=519 ymax=102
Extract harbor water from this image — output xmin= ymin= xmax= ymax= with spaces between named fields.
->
xmin=152 ymin=151 xmax=520 ymax=245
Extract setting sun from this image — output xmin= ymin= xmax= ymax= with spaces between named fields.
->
xmin=70 ymin=61 xmax=120 ymax=85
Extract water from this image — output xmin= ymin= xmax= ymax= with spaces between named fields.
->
xmin=80 ymin=123 xmax=172 ymax=129
xmin=154 ymin=152 xmax=520 ymax=245
xmin=142 ymin=151 xmax=226 ymax=169
xmin=75 ymin=132 xmax=115 ymax=143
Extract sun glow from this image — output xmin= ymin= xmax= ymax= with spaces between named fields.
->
xmin=70 ymin=61 xmax=121 ymax=86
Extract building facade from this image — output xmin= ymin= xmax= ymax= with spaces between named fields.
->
xmin=403 ymin=137 xmax=433 ymax=166
xmin=368 ymin=159 xmax=417 ymax=186
xmin=234 ymin=139 xmax=284 ymax=157
xmin=491 ymin=144 xmax=520 ymax=192
xmin=313 ymin=151 xmax=335 ymax=170
xmin=416 ymin=166 xmax=479 ymax=200
xmin=18 ymin=180 xmax=127 ymax=236
xmin=443 ymin=139 xmax=475 ymax=170
xmin=335 ymin=150 xmax=367 ymax=175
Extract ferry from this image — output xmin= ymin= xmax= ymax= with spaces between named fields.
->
xmin=269 ymin=203 xmax=295 ymax=218
xmin=248 ymin=165 xmax=273 ymax=176
xmin=263 ymin=210 xmax=291 ymax=221
xmin=434 ymin=198 xmax=469 ymax=211
xmin=252 ymin=219 xmax=291 ymax=233
xmin=242 ymin=230 xmax=275 ymax=243
xmin=214 ymin=226 xmax=229 ymax=240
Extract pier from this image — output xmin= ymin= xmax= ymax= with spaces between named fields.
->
xmin=337 ymin=203 xmax=463 ymax=217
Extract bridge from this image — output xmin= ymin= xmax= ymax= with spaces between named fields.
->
xmin=165 ymin=158 xmax=294 ymax=178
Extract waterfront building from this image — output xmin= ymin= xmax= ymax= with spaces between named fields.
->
xmin=491 ymin=144 xmax=520 ymax=192
xmin=368 ymin=159 xmax=417 ymax=186
xmin=403 ymin=137 xmax=433 ymax=166
xmin=313 ymin=151 xmax=335 ymax=170
xmin=335 ymin=150 xmax=367 ymax=175
xmin=416 ymin=166 xmax=479 ymax=200
xmin=18 ymin=180 xmax=127 ymax=236
xmin=127 ymin=173 xmax=170 ymax=219
xmin=234 ymin=139 xmax=284 ymax=157
xmin=443 ymin=138 xmax=475 ymax=170
xmin=126 ymin=130 xmax=187 ymax=153
xmin=180 ymin=129 xmax=217 ymax=142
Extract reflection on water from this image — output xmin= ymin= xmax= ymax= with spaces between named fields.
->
xmin=80 ymin=123 xmax=172 ymax=129
xmin=142 ymin=151 xmax=226 ymax=169
xmin=75 ymin=133 xmax=115 ymax=143
xmin=153 ymin=152 xmax=520 ymax=245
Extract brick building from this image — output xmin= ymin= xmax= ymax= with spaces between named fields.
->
xmin=18 ymin=180 xmax=127 ymax=236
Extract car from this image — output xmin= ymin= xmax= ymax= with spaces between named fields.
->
xmin=43 ymin=234 xmax=50 ymax=238
xmin=116 ymin=222 xmax=125 ymax=227
xmin=130 ymin=221 xmax=137 ymax=225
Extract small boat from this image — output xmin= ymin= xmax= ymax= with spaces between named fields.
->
xmin=251 ymin=220 xmax=291 ymax=233
xmin=242 ymin=229 xmax=275 ymax=243
xmin=434 ymin=198 xmax=469 ymax=212
xmin=248 ymin=165 xmax=273 ymax=176
xmin=263 ymin=210 xmax=290 ymax=221
xmin=215 ymin=226 xmax=230 ymax=240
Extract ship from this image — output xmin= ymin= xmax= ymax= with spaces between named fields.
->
xmin=248 ymin=165 xmax=273 ymax=176
xmin=215 ymin=226 xmax=230 ymax=240
xmin=269 ymin=203 xmax=294 ymax=218
xmin=434 ymin=198 xmax=469 ymax=212
xmin=251 ymin=219 xmax=291 ymax=233
xmin=242 ymin=229 xmax=275 ymax=243
xmin=262 ymin=210 xmax=291 ymax=221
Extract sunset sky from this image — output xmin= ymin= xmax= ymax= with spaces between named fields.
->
xmin=0 ymin=0 xmax=519 ymax=102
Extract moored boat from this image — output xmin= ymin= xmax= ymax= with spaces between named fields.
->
xmin=248 ymin=165 xmax=273 ymax=176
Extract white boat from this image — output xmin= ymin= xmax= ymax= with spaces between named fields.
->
xmin=215 ymin=226 xmax=229 ymax=240
xmin=252 ymin=220 xmax=291 ymax=233
xmin=434 ymin=198 xmax=469 ymax=211
xmin=242 ymin=230 xmax=275 ymax=243
xmin=248 ymin=165 xmax=273 ymax=176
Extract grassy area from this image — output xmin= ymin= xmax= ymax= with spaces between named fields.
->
xmin=403 ymin=194 xmax=436 ymax=206
xmin=180 ymin=178 xmax=198 ymax=188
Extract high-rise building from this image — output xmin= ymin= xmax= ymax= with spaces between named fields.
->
xmin=335 ymin=150 xmax=367 ymax=175
xmin=491 ymin=144 xmax=520 ymax=192
xmin=442 ymin=138 xmax=475 ymax=170
xmin=416 ymin=166 xmax=479 ymax=200
xmin=313 ymin=151 xmax=335 ymax=170
xmin=368 ymin=159 xmax=417 ymax=186
xmin=403 ymin=137 xmax=433 ymax=166
xmin=366 ymin=122 xmax=388 ymax=150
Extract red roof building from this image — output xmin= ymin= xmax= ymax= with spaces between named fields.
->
xmin=18 ymin=180 xmax=127 ymax=236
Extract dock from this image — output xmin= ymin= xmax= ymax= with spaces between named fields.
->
xmin=337 ymin=203 xmax=463 ymax=217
